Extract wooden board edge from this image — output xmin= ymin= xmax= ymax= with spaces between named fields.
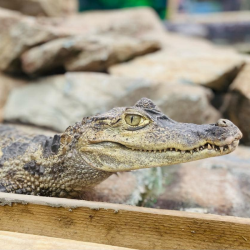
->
xmin=0 ymin=230 xmax=134 ymax=250
xmin=0 ymin=192 xmax=250 ymax=249
xmin=0 ymin=192 xmax=249 ymax=225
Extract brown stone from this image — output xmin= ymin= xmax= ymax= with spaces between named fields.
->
xmin=150 ymin=82 xmax=220 ymax=124
xmin=37 ymin=7 xmax=165 ymax=37
xmin=0 ymin=7 xmax=164 ymax=74
xmin=0 ymin=0 xmax=78 ymax=17
xmin=0 ymin=8 xmax=65 ymax=73
xmin=227 ymin=64 xmax=250 ymax=145
xmin=0 ymin=74 xmax=26 ymax=122
xmin=149 ymin=146 xmax=250 ymax=217
xmin=3 ymin=72 xmax=220 ymax=131
xmin=109 ymin=48 xmax=244 ymax=92
xmin=80 ymin=169 xmax=153 ymax=205
xmin=21 ymin=34 xmax=160 ymax=75
xmin=3 ymin=73 xmax=152 ymax=131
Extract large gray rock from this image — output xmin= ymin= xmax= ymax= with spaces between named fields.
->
xmin=0 ymin=8 xmax=65 ymax=73
xmin=151 ymin=82 xmax=220 ymax=124
xmin=4 ymin=73 xmax=151 ymax=131
xmin=227 ymin=64 xmax=250 ymax=145
xmin=3 ymin=73 xmax=220 ymax=131
xmin=0 ymin=0 xmax=78 ymax=17
xmin=109 ymin=47 xmax=245 ymax=92
xmin=0 ymin=74 xmax=26 ymax=122
xmin=21 ymin=34 xmax=160 ymax=75
xmin=0 ymin=7 xmax=164 ymax=74
xmin=148 ymin=146 xmax=250 ymax=218
xmin=37 ymin=7 xmax=165 ymax=37
xmin=81 ymin=168 xmax=156 ymax=206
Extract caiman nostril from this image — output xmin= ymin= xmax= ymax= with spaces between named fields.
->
xmin=216 ymin=119 xmax=231 ymax=127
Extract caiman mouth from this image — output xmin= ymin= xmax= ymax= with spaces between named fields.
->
xmin=121 ymin=139 xmax=240 ymax=155
xmin=81 ymin=137 xmax=241 ymax=172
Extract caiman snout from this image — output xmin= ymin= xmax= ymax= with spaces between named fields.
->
xmin=216 ymin=118 xmax=243 ymax=141
xmin=216 ymin=119 xmax=232 ymax=127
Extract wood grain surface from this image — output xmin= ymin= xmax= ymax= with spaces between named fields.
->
xmin=0 ymin=230 xmax=133 ymax=250
xmin=0 ymin=192 xmax=249 ymax=250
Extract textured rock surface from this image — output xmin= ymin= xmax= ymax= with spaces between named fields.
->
xmin=37 ymin=7 xmax=165 ymax=37
xmin=0 ymin=74 xmax=26 ymax=122
xmin=81 ymin=169 xmax=156 ymax=205
xmin=0 ymin=8 xmax=64 ymax=73
xmin=21 ymin=34 xmax=160 ymax=75
xmin=146 ymin=146 xmax=250 ymax=218
xmin=3 ymin=73 xmax=220 ymax=131
xmin=150 ymin=82 xmax=220 ymax=124
xmin=0 ymin=7 xmax=164 ymax=74
xmin=3 ymin=73 xmax=151 ymax=131
xmin=109 ymin=48 xmax=245 ymax=91
xmin=227 ymin=64 xmax=250 ymax=145
xmin=0 ymin=0 xmax=78 ymax=17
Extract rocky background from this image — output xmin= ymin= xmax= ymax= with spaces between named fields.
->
xmin=0 ymin=0 xmax=250 ymax=218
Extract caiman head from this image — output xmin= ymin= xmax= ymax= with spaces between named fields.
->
xmin=77 ymin=98 xmax=242 ymax=172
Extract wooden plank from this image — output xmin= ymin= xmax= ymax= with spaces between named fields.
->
xmin=0 ymin=230 xmax=132 ymax=250
xmin=0 ymin=192 xmax=250 ymax=250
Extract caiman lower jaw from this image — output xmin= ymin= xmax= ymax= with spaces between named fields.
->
xmin=79 ymin=139 xmax=240 ymax=173
xmin=125 ymin=140 xmax=240 ymax=155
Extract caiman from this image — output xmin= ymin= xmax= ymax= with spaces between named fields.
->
xmin=0 ymin=98 xmax=242 ymax=198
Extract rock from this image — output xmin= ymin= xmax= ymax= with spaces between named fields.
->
xmin=0 ymin=8 xmax=65 ymax=73
xmin=65 ymin=36 xmax=159 ymax=73
xmin=227 ymin=64 xmax=250 ymax=145
xmin=0 ymin=0 xmax=78 ymax=17
xmin=81 ymin=169 xmax=156 ymax=206
xmin=0 ymin=7 xmax=164 ymax=74
xmin=109 ymin=47 xmax=245 ymax=92
xmin=0 ymin=74 xmax=26 ymax=122
xmin=3 ymin=73 xmax=152 ymax=131
xmin=3 ymin=73 xmax=220 ymax=131
xmin=146 ymin=146 xmax=250 ymax=218
xmin=2 ymin=123 xmax=56 ymax=136
xmin=165 ymin=22 xmax=208 ymax=38
xmin=37 ymin=7 xmax=165 ymax=37
xmin=21 ymin=37 xmax=82 ymax=75
xmin=21 ymin=34 xmax=160 ymax=75
xmin=150 ymin=83 xmax=220 ymax=124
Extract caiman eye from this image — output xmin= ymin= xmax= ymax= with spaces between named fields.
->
xmin=125 ymin=114 xmax=143 ymax=126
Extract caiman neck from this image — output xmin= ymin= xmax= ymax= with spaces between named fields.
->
xmin=36 ymin=136 xmax=112 ymax=198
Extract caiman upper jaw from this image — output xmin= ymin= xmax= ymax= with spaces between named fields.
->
xmin=127 ymin=140 xmax=239 ymax=154
xmin=120 ymin=118 xmax=241 ymax=154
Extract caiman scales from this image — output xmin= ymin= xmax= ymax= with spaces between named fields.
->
xmin=0 ymin=98 xmax=242 ymax=198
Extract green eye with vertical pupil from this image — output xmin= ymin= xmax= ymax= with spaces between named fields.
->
xmin=125 ymin=115 xmax=142 ymax=126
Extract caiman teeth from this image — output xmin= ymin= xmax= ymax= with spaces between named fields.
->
xmin=126 ymin=140 xmax=238 ymax=154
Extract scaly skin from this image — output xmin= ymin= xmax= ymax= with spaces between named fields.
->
xmin=0 ymin=98 xmax=242 ymax=198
